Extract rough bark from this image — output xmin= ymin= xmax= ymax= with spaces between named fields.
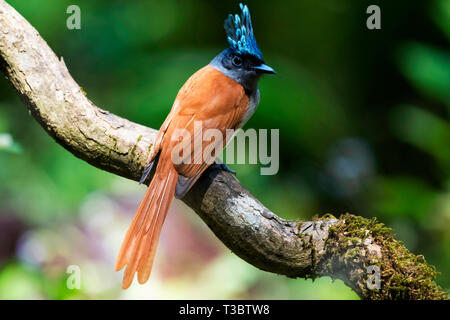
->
xmin=0 ymin=0 xmax=446 ymax=299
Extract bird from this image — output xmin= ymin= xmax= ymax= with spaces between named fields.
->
xmin=115 ymin=3 xmax=275 ymax=289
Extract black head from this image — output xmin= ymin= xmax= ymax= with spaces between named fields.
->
xmin=210 ymin=4 xmax=275 ymax=92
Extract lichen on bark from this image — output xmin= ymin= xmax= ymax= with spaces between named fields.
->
xmin=316 ymin=214 xmax=447 ymax=300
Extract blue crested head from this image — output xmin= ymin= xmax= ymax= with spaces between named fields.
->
xmin=224 ymin=3 xmax=262 ymax=61
xmin=210 ymin=3 xmax=274 ymax=92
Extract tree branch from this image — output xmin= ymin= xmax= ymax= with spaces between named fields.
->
xmin=0 ymin=1 xmax=446 ymax=299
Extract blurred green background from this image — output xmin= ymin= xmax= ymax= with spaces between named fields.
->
xmin=0 ymin=0 xmax=449 ymax=299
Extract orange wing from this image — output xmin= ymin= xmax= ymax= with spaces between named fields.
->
xmin=159 ymin=65 xmax=249 ymax=196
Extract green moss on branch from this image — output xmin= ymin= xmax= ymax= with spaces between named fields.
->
xmin=318 ymin=214 xmax=447 ymax=300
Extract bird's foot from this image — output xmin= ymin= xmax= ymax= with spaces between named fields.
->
xmin=209 ymin=162 xmax=236 ymax=175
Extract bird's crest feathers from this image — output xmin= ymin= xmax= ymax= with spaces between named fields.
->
xmin=224 ymin=3 xmax=262 ymax=60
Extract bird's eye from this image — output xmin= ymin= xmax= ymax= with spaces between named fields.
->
xmin=232 ymin=55 xmax=243 ymax=67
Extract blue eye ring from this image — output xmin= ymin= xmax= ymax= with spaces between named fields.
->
xmin=232 ymin=55 xmax=243 ymax=67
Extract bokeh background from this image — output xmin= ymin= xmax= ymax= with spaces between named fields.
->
xmin=0 ymin=0 xmax=449 ymax=299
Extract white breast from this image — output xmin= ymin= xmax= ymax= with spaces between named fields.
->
xmin=237 ymin=89 xmax=260 ymax=129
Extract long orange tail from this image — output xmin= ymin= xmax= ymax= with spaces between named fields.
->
xmin=115 ymin=159 xmax=178 ymax=289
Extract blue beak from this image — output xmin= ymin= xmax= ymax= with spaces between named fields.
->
xmin=253 ymin=64 xmax=276 ymax=74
